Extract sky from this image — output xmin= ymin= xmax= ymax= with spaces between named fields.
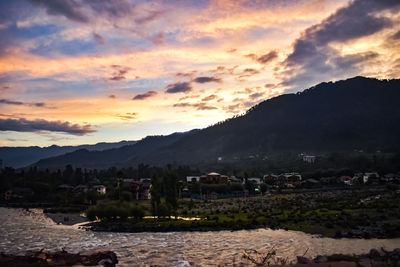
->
xmin=0 ymin=0 xmax=399 ymax=147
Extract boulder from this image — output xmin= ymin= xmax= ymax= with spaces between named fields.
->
xmin=297 ymin=256 xmax=311 ymax=264
xmin=314 ymin=255 xmax=328 ymax=263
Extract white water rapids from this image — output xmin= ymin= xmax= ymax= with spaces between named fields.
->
xmin=0 ymin=208 xmax=399 ymax=266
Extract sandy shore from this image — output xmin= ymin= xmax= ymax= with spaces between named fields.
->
xmin=45 ymin=212 xmax=88 ymax=226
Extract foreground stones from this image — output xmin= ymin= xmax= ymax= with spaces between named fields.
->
xmin=294 ymin=248 xmax=400 ymax=266
xmin=0 ymin=249 xmax=118 ymax=267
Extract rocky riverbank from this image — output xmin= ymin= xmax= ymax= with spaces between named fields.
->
xmin=293 ymin=248 xmax=400 ymax=266
xmin=0 ymin=250 xmax=118 ymax=267
xmin=244 ymin=248 xmax=400 ymax=266
xmin=45 ymin=212 xmax=88 ymax=226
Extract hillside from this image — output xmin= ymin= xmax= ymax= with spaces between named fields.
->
xmin=0 ymin=140 xmax=136 ymax=168
xmin=33 ymin=131 xmax=196 ymax=169
xmin=32 ymin=76 xmax=400 ymax=169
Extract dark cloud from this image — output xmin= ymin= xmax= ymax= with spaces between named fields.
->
xmin=28 ymin=0 xmax=135 ymax=23
xmin=0 ymin=118 xmax=96 ymax=135
xmin=28 ymin=0 xmax=89 ymax=23
xmin=202 ymin=94 xmax=218 ymax=101
xmin=132 ymin=90 xmax=157 ymax=100
xmin=238 ymin=68 xmax=260 ymax=79
xmin=110 ymin=65 xmax=131 ymax=81
xmin=0 ymin=98 xmax=52 ymax=108
xmin=282 ymin=0 xmax=400 ymax=89
xmin=264 ymin=83 xmax=276 ymax=88
xmin=173 ymin=103 xmax=191 ymax=108
xmin=176 ymin=71 xmax=197 ymax=78
xmin=93 ymin=32 xmax=106 ymax=45
xmin=249 ymin=92 xmax=264 ymax=100
xmin=391 ymin=30 xmax=400 ymax=40
xmin=117 ymin=112 xmax=137 ymax=121
xmin=234 ymin=88 xmax=254 ymax=95
xmin=257 ymin=51 xmax=278 ymax=64
xmin=165 ymin=82 xmax=192 ymax=93
xmin=135 ymin=10 xmax=164 ymax=25
xmin=109 ymin=94 xmax=116 ymax=99
xmin=223 ymin=104 xmax=242 ymax=114
xmin=173 ymin=102 xmax=217 ymax=111
xmin=194 ymin=103 xmax=217 ymax=110
xmin=150 ymin=32 xmax=164 ymax=46
xmin=193 ymin=76 xmax=221 ymax=83
xmin=179 ymin=94 xmax=200 ymax=101
xmin=246 ymin=51 xmax=278 ymax=64
xmin=331 ymin=52 xmax=379 ymax=70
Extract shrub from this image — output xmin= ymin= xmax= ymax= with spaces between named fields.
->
xmin=130 ymin=205 xmax=145 ymax=219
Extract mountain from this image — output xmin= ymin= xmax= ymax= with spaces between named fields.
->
xmin=33 ymin=76 xmax=400 ymax=169
xmin=33 ymin=131 xmax=196 ymax=169
xmin=0 ymin=140 xmax=137 ymax=168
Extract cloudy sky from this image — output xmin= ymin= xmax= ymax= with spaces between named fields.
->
xmin=0 ymin=0 xmax=399 ymax=147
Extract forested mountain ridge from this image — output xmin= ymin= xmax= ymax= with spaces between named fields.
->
xmin=32 ymin=76 xmax=400 ymax=169
xmin=0 ymin=141 xmax=137 ymax=168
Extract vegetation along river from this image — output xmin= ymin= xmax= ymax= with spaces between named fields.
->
xmin=1 ymin=208 xmax=399 ymax=266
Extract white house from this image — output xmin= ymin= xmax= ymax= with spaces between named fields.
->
xmin=92 ymin=185 xmax=106 ymax=194
xmin=186 ymin=176 xmax=200 ymax=183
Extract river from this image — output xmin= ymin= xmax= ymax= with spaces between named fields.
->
xmin=0 ymin=208 xmax=399 ymax=266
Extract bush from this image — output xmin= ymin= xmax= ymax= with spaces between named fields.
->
xmin=130 ymin=205 xmax=145 ymax=219
xmin=85 ymin=201 xmax=145 ymax=221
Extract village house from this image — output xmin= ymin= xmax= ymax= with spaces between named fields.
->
xmin=186 ymin=176 xmax=200 ymax=183
xmin=339 ymin=176 xmax=353 ymax=185
xmin=57 ymin=184 xmax=74 ymax=191
xmin=363 ymin=172 xmax=380 ymax=184
xmin=92 ymin=185 xmax=106 ymax=194
xmin=302 ymin=155 xmax=316 ymax=163
xmin=73 ymin=184 xmax=88 ymax=195
xmin=123 ymin=179 xmax=152 ymax=200
xmin=199 ymin=172 xmax=229 ymax=184
xmin=228 ymin=176 xmax=242 ymax=183
xmin=247 ymin=177 xmax=262 ymax=185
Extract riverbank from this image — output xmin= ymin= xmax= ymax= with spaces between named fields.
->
xmin=0 ymin=250 xmax=118 ymax=267
xmin=81 ymin=187 xmax=400 ymax=238
xmin=45 ymin=212 xmax=88 ymax=226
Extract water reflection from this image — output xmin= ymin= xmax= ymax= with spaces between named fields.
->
xmin=0 ymin=208 xmax=399 ymax=266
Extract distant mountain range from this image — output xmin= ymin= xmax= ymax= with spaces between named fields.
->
xmin=0 ymin=141 xmax=137 ymax=168
xmin=5 ymin=76 xmax=400 ymax=170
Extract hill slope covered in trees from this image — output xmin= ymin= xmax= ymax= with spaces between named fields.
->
xmin=33 ymin=76 xmax=400 ymax=169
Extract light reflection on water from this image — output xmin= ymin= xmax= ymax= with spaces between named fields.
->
xmin=1 ymin=208 xmax=399 ymax=266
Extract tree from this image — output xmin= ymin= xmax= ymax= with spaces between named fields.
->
xmin=163 ymin=169 xmax=179 ymax=218
xmin=150 ymin=174 xmax=161 ymax=217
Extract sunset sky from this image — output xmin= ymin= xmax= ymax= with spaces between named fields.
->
xmin=1 ymin=0 xmax=399 ymax=147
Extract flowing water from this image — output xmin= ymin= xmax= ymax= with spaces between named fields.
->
xmin=0 ymin=208 xmax=399 ymax=266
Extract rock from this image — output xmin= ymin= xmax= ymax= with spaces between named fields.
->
xmin=297 ymin=256 xmax=311 ymax=264
xmin=0 ymin=250 xmax=118 ymax=267
xmin=314 ymin=255 xmax=328 ymax=263
xmin=98 ymin=258 xmax=113 ymax=267
xmin=369 ymin=248 xmax=381 ymax=258
xmin=392 ymin=248 xmax=400 ymax=256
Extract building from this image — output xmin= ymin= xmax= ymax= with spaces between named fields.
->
xmin=92 ymin=185 xmax=106 ymax=194
xmin=247 ymin=177 xmax=262 ymax=185
xmin=123 ymin=179 xmax=152 ymax=200
xmin=363 ymin=172 xmax=380 ymax=184
xmin=199 ymin=172 xmax=228 ymax=184
xmin=303 ymin=155 xmax=316 ymax=163
xmin=73 ymin=185 xmax=88 ymax=195
xmin=186 ymin=176 xmax=200 ymax=183
xmin=339 ymin=176 xmax=352 ymax=185
xmin=57 ymin=184 xmax=74 ymax=191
